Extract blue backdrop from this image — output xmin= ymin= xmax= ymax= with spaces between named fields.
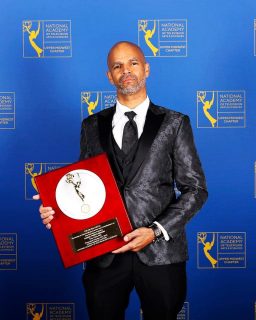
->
xmin=0 ymin=0 xmax=256 ymax=319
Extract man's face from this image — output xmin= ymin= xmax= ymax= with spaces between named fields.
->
xmin=107 ymin=43 xmax=150 ymax=95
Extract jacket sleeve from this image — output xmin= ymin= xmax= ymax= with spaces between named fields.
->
xmin=156 ymin=115 xmax=208 ymax=239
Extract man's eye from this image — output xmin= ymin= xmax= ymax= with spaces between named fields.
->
xmin=113 ymin=65 xmax=120 ymax=69
xmin=132 ymin=61 xmax=138 ymax=65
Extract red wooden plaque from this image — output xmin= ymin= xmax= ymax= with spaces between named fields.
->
xmin=35 ymin=153 xmax=132 ymax=268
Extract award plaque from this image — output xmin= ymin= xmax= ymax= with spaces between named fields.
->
xmin=34 ymin=153 xmax=133 ymax=268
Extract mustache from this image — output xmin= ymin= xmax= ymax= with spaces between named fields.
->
xmin=119 ymin=74 xmax=137 ymax=84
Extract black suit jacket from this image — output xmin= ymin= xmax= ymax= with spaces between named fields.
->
xmin=80 ymin=102 xmax=208 ymax=267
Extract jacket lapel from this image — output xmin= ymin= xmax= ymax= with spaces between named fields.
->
xmin=98 ymin=107 xmax=124 ymax=185
xmin=126 ymin=103 xmax=165 ymax=185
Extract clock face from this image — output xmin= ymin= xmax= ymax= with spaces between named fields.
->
xmin=55 ymin=169 xmax=106 ymax=220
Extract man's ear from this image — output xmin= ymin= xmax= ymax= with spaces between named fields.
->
xmin=106 ymin=71 xmax=114 ymax=84
xmin=145 ymin=62 xmax=150 ymax=78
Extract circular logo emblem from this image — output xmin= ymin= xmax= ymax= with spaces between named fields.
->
xmin=55 ymin=169 xmax=106 ymax=220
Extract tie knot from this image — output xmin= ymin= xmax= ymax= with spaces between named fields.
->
xmin=125 ymin=111 xmax=136 ymax=121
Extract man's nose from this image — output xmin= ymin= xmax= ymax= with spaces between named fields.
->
xmin=122 ymin=64 xmax=131 ymax=74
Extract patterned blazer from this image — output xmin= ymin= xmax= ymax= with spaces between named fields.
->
xmin=80 ymin=102 xmax=208 ymax=267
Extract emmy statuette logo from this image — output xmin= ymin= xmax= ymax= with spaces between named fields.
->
xmin=138 ymin=20 xmax=159 ymax=56
xmin=55 ymin=169 xmax=106 ymax=220
xmin=25 ymin=162 xmax=70 ymax=200
xmin=198 ymin=232 xmax=218 ymax=268
xmin=25 ymin=163 xmax=43 ymax=192
xmin=197 ymin=232 xmax=246 ymax=269
xmin=81 ymin=91 xmax=116 ymax=119
xmin=26 ymin=303 xmax=75 ymax=320
xmin=81 ymin=92 xmax=99 ymax=116
xmin=65 ymin=173 xmax=90 ymax=214
xmin=138 ymin=19 xmax=188 ymax=57
xmin=27 ymin=304 xmax=44 ymax=320
xmin=23 ymin=21 xmax=43 ymax=58
xmin=197 ymin=91 xmax=217 ymax=128
xmin=22 ymin=20 xmax=72 ymax=58
xmin=197 ymin=90 xmax=246 ymax=128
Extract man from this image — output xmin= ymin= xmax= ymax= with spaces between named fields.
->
xmin=36 ymin=41 xmax=208 ymax=320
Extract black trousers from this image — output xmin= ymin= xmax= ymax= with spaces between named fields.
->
xmin=82 ymin=252 xmax=186 ymax=320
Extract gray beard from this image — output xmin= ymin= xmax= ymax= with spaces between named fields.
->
xmin=118 ymin=77 xmax=146 ymax=95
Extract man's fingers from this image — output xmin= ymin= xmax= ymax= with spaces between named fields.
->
xmin=112 ymin=242 xmax=136 ymax=253
xmin=42 ymin=215 xmax=54 ymax=225
xmin=39 ymin=205 xmax=54 ymax=214
xmin=38 ymin=204 xmax=55 ymax=229
xmin=123 ymin=230 xmax=139 ymax=242
xmin=40 ymin=210 xmax=54 ymax=219
xmin=33 ymin=194 xmax=53 ymax=230
xmin=113 ymin=227 xmax=155 ymax=253
xmin=112 ymin=247 xmax=127 ymax=254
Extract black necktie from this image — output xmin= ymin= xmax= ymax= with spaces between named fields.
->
xmin=121 ymin=111 xmax=138 ymax=154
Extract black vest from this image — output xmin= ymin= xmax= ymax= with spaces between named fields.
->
xmin=111 ymin=134 xmax=139 ymax=182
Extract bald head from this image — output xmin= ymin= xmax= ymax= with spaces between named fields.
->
xmin=107 ymin=41 xmax=146 ymax=68
xmin=106 ymin=41 xmax=150 ymax=105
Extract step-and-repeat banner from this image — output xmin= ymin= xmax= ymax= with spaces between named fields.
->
xmin=0 ymin=0 xmax=255 ymax=319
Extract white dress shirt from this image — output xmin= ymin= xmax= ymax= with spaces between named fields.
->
xmin=112 ymin=96 xmax=170 ymax=241
xmin=112 ymin=96 xmax=150 ymax=149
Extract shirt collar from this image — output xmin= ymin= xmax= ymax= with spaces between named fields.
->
xmin=113 ymin=96 xmax=150 ymax=125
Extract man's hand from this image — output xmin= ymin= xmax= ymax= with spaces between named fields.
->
xmin=33 ymin=194 xmax=55 ymax=229
xmin=112 ymin=227 xmax=155 ymax=253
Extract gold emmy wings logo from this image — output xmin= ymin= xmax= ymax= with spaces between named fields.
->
xmin=198 ymin=232 xmax=218 ymax=268
xmin=81 ymin=92 xmax=99 ymax=115
xmin=138 ymin=20 xmax=159 ymax=56
xmin=81 ymin=91 xmax=116 ymax=119
xmin=197 ymin=91 xmax=217 ymax=128
xmin=27 ymin=304 xmax=44 ymax=320
xmin=25 ymin=162 xmax=70 ymax=199
xmin=26 ymin=303 xmax=74 ymax=319
xmin=25 ymin=163 xmax=43 ymax=192
xmin=23 ymin=21 xmax=43 ymax=57
xmin=197 ymin=90 xmax=245 ymax=128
